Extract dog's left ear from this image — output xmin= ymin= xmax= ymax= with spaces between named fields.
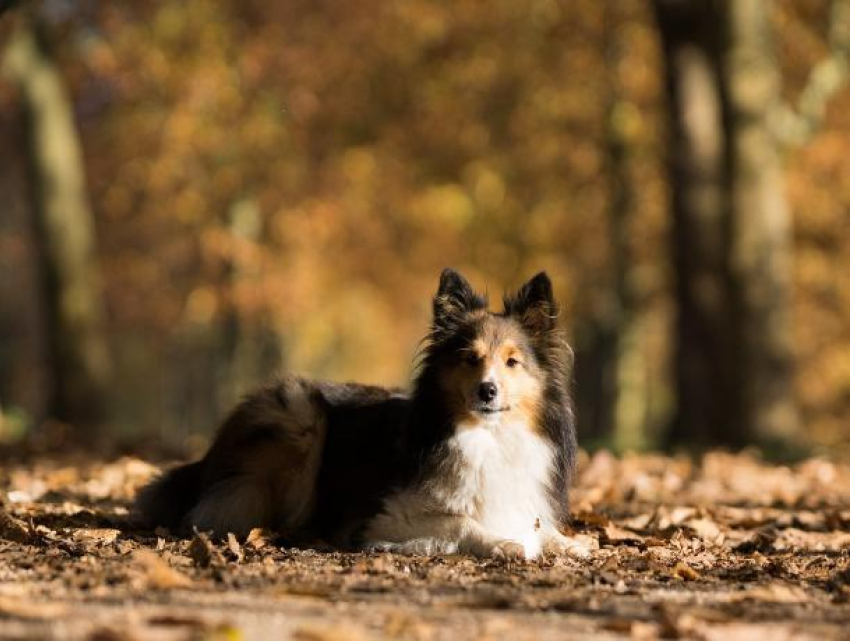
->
xmin=504 ymin=272 xmax=557 ymax=334
xmin=433 ymin=268 xmax=486 ymax=333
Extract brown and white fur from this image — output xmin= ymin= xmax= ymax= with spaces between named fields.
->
xmin=135 ymin=269 xmax=579 ymax=560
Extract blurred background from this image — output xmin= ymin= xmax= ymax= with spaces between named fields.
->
xmin=1 ymin=0 xmax=849 ymax=457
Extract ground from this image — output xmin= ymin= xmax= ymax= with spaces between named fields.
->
xmin=1 ymin=449 xmax=849 ymax=640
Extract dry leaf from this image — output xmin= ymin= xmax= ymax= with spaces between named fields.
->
xmin=685 ymin=518 xmax=723 ymax=542
xmin=603 ymin=522 xmax=644 ymax=544
xmin=573 ymin=511 xmax=611 ymax=527
xmin=734 ymin=529 xmax=778 ymax=554
xmin=72 ymin=528 xmax=121 ymax=545
xmin=134 ymin=550 xmax=192 ymax=589
xmin=0 ymin=509 xmax=32 ymax=544
xmin=189 ymin=532 xmax=223 ymax=568
xmin=671 ymin=561 xmax=700 ymax=581
xmin=227 ymin=532 xmax=244 ymax=563
xmin=245 ymin=528 xmax=272 ymax=550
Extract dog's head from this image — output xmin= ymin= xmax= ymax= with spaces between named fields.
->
xmin=424 ymin=268 xmax=562 ymax=425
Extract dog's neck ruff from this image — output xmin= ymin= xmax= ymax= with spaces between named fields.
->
xmin=441 ymin=413 xmax=556 ymax=556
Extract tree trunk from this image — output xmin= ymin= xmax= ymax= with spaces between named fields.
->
xmin=574 ymin=3 xmax=649 ymax=451
xmin=3 ymin=18 xmax=111 ymax=428
xmin=723 ymin=0 xmax=799 ymax=444
xmin=604 ymin=2 xmax=650 ymax=453
xmin=654 ymin=0 xmax=739 ymax=446
xmin=653 ymin=0 xmax=798 ymax=447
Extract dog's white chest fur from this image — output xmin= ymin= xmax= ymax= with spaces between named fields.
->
xmin=365 ymin=415 xmax=559 ymax=559
xmin=442 ymin=419 xmax=554 ymax=556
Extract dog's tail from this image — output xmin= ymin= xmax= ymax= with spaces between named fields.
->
xmin=134 ymin=459 xmax=205 ymax=530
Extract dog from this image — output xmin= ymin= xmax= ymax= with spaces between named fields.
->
xmin=135 ymin=269 xmax=579 ymax=560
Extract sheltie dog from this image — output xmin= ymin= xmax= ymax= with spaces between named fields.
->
xmin=135 ymin=269 xmax=579 ymax=560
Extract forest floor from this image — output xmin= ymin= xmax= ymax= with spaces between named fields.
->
xmin=1 ymin=448 xmax=849 ymax=640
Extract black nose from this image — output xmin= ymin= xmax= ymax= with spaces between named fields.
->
xmin=478 ymin=381 xmax=498 ymax=402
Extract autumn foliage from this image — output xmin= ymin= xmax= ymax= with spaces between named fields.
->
xmin=0 ymin=1 xmax=849 ymax=452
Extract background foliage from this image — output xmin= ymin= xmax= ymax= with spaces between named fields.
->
xmin=1 ymin=0 xmax=849 ymax=454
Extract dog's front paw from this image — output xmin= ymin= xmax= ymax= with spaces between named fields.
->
xmin=490 ymin=540 xmax=526 ymax=561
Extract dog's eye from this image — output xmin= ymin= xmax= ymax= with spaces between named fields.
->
xmin=463 ymin=353 xmax=480 ymax=366
xmin=506 ymin=357 xmax=521 ymax=368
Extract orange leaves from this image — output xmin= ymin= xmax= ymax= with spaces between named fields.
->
xmin=8 ymin=0 xmax=846 ymax=447
xmin=134 ymin=549 xmax=193 ymax=589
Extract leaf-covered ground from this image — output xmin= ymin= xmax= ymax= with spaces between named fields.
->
xmin=1 ymin=450 xmax=849 ymax=640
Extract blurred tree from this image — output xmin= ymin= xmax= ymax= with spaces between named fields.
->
xmin=219 ymin=197 xmax=283 ymax=402
xmin=2 ymin=15 xmax=111 ymax=428
xmin=778 ymin=0 xmax=850 ymax=450
xmin=604 ymin=2 xmax=653 ymax=453
xmin=774 ymin=1 xmax=850 ymax=146
xmin=574 ymin=1 xmax=649 ymax=451
xmin=2 ymin=0 xmax=849 ymax=451
xmin=725 ymin=0 xmax=798 ymax=445
xmin=654 ymin=0 xmax=797 ymax=447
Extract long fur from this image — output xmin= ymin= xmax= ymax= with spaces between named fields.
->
xmin=135 ymin=269 xmax=579 ymax=559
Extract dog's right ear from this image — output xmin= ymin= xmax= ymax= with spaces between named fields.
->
xmin=433 ymin=268 xmax=486 ymax=332
xmin=503 ymin=271 xmax=557 ymax=335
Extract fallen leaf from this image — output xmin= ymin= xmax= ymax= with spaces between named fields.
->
xmin=72 ymin=528 xmax=121 ymax=545
xmin=245 ymin=528 xmax=272 ymax=550
xmin=603 ymin=522 xmax=644 ymax=544
xmin=734 ymin=529 xmax=778 ymax=554
xmin=227 ymin=532 xmax=244 ymax=563
xmin=134 ymin=550 xmax=192 ymax=589
xmin=189 ymin=532 xmax=223 ymax=568
xmin=573 ymin=511 xmax=611 ymax=528
xmin=0 ymin=509 xmax=32 ymax=544
xmin=146 ymin=614 xmax=208 ymax=628
xmin=685 ymin=518 xmax=723 ymax=543
xmin=671 ymin=562 xmax=700 ymax=581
